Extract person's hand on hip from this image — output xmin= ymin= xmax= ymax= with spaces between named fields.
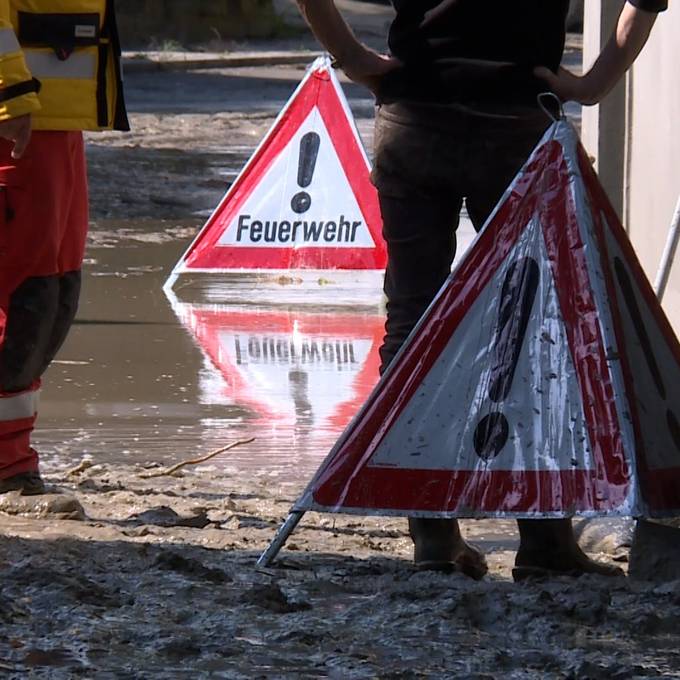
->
xmin=336 ymin=45 xmax=401 ymax=94
xmin=0 ymin=114 xmax=32 ymax=160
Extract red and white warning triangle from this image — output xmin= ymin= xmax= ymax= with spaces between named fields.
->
xmin=166 ymin=56 xmax=385 ymax=283
xmin=284 ymin=120 xmax=680 ymax=522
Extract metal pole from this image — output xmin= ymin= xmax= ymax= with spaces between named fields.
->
xmin=654 ymin=194 xmax=680 ymax=302
xmin=257 ymin=511 xmax=305 ymax=568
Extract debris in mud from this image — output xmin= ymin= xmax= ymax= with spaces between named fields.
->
xmin=64 ymin=457 xmax=95 ymax=477
xmin=575 ymin=518 xmax=634 ymax=562
xmin=0 ymin=492 xmax=85 ymax=521
xmin=154 ymin=550 xmax=231 ymax=583
xmin=139 ymin=437 xmax=256 ymax=479
xmin=242 ymin=583 xmax=312 ymax=614
xmin=129 ymin=506 xmax=211 ymax=529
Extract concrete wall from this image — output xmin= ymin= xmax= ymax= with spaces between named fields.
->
xmin=583 ymin=1 xmax=680 ymax=329
xmin=626 ymin=5 xmax=680 ymax=323
xmin=582 ymin=0 xmax=627 ymax=217
xmin=116 ymin=0 xmax=281 ymax=46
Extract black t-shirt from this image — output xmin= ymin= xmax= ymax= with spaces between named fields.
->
xmin=382 ymin=0 xmax=668 ymax=105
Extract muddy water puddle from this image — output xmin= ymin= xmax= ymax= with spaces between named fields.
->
xmin=39 ymin=217 xmax=476 ymax=480
xmin=37 ymin=220 xmax=392 ymax=479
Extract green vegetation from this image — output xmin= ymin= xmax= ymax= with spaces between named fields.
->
xmin=116 ymin=0 xmax=296 ymax=48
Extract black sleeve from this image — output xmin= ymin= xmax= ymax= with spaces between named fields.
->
xmin=627 ymin=0 xmax=668 ymax=12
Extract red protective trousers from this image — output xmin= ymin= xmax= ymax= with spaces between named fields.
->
xmin=0 ymin=131 xmax=88 ymax=479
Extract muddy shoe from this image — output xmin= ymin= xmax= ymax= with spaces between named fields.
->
xmin=514 ymin=518 xmax=624 ymax=582
xmin=513 ymin=551 xmax=624 ymax=581
xmin=409 ymin=518 xmax=488 ymax=580
xmin=0 ymin=471 xmax=46 ymax=496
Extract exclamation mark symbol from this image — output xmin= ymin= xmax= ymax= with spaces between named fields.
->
xmin=291 ymin=132 xmax=320 ymax=214
xmin=473 ymin=256 xmax=539 ymax=460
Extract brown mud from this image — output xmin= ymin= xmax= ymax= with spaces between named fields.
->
xmin=2 ymin=462 xmax=679 ymax=679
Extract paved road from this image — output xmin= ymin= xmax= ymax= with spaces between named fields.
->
xmin=123 ymin=62 xmax=376 ymax=117
xmin=89 ymin=64 xmax=378 ymax=220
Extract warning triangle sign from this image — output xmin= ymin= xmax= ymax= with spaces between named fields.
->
xmin=284 ymin=120 xmax=680 ymax=522
xmin=168 ymin=57 xmax=386 ymax=278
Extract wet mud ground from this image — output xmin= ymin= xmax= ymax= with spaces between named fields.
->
xmin=3 ymin=58 xmax=680 ymax=678
xmin=2 ymin=464 xmax=680 ymax=678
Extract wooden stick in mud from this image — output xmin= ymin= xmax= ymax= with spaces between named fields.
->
xmin=139 ymin=438 xmax=256 ymax=479
xmin=64 ymin=458 xmax=95 ymax=477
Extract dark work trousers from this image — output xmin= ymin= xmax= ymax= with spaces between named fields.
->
xmin=0 ymin=132 xmax=88 ymax=479
xmin=372 ymin=100 xmax=551 ymax=549
xmin=372 ymin=100 xmax=550 ymax=370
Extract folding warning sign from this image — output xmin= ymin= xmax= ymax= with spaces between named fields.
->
xmin=260 ymin=118 xmax=680 ymax=566
xmin=165 ymin=56 xmax=385 ymax=287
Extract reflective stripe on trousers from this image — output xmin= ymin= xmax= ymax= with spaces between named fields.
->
xmin=0 ymin=388 xmax=39 ymax=422
xmin=0 ymin=381 xmax=39 ymax=478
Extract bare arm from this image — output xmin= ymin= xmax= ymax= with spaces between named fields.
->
xmin=295 ymin=0 xmax=399 ymax=93
xmin=536 ymin=1 xmax=659 ymax=105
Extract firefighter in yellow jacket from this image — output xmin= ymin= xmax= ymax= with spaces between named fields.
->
xmin=0 ymin=0 xmax=128 ymax=493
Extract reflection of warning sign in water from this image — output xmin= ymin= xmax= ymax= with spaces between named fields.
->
xmin=173 ymin=303 xmax=383 ymax=435
xmin=259 ymin=120 xmax=680 ymax=567
xmin=166 ymin=56 xmax=386 ymax=283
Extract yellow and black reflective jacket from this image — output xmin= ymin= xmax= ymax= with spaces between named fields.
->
xmin=0 ymin=0 xmax=128 ymax=131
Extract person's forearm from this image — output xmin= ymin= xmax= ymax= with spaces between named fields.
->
xmin=581 ymin=2 xmax=658 ymax=104
xmin=296 ymin=0 xmax=364 ymax=63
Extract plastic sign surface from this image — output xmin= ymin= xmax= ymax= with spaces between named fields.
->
xmin=292 ymin=121 xmax=680 ymax=520
xmin=169 ymin=57 xmax=386 ymax=277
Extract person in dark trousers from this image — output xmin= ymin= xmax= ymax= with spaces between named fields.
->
xmin=294 ymin=0 xmax=667 ymax=580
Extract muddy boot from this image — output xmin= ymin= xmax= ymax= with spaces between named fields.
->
xmin=514 ymin=518 xmax=624 ymax=581
xmin=629 ymin=520 xmax=680 ymax=582
xmin=0 ymin=471 xmax=46 ymax=496
xmin=409 ymin=518 xmax=488 ymax=580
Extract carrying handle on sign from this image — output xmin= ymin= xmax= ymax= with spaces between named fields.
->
xmin=537 ymin=92 xmax=566 ymax=123
xmin=309 ymin=53 xmax=334 ymax=80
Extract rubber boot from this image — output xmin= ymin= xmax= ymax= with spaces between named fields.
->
xmin=0 ymin=469 xmax=46 ymax=495
xmin=409 ymin=517 xmax=488 ymax=580
xmin=514 ymin=518 xmax=624 ymax=581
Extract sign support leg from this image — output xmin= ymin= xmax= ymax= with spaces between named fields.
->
xmin=257 ymin=511 xmax=305 ymax=568
xmin=654 ymin=194 xmax=680 ymax=302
